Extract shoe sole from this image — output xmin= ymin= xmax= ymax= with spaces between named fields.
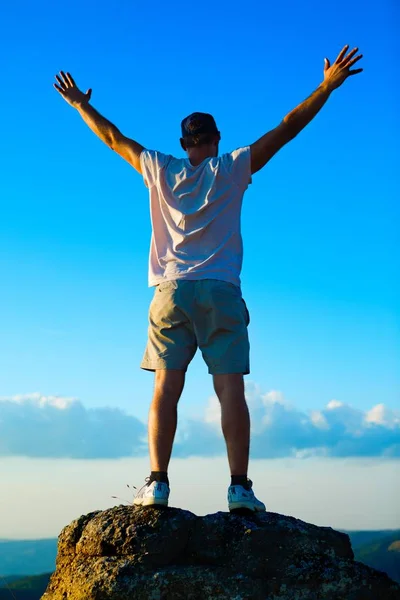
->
xmin=228 ymin=501 xmax=266 ymax=512
xmin=133 ymin=497 xmax=169 ymax=507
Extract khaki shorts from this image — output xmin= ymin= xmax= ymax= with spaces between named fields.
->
xmin=141 ymin=279 xmax=250 ymax=375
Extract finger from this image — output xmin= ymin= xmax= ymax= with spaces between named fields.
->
xmin=86 ymin=88 xmax=92 ymax=99
xmin=341 ymin=47 xmax=358 ymax=65
xmin=348 ymin=68 xmax=363 ymax=76
xmin=53 ymin=83 xmax=66 ymax=95
xmin=345 ymin=54 xmax=363 ymax=69
xmin=66 ymin=72 xmax=76 ymax=87
xmin=335 ymin=44 xmax=349 ymax=63
xmin=55 ymin=75 xmax=67 ymax=90
xmin=60 ymin=71 xmax=70 ymax=87
xmin=324 ymin=57 xmax=331 ymax=70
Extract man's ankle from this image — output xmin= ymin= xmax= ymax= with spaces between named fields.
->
xmin=231 ymin=475 xmax=250 ymax=490
xmin=149 ymin=471 xmax=169 ymax=486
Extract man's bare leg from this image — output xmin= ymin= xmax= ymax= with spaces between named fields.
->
xmin=148 ymin=369 xmax=185 ymax=472
xmin=213 ymin=373 xmax=250 ymax=476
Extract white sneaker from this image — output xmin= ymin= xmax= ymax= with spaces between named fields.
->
xmin=228 ymin=479 xmax=266 ymax=512
xmin=133 ymin=477 xmax=170 ymax=507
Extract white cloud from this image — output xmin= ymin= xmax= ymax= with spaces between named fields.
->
xmin=0 ymin=385 xmax=399 ymax=459
xmin=365 ymin=403 xmax=400 ymax=429
xmin=310 ymin=411 xmax=330 ymax=430
xmin=0 ymin=393 xmax=146 ymax=458
xmin=0 ymin=393 xmax=80 ymax=411
xmin=0 ymin=393 xmax=78 ymax=409
xmin=204 ymin=394 xmax=221 ymax=429
xmin=326 ymin=399 xmax=344 ymax=410
xmin=291 ymin=447 xmax=329 ymax=459
xmin=263 ymin=390 xmax=287 ymax=405
xmin=183 ymin=384 xmax=400 ymax=459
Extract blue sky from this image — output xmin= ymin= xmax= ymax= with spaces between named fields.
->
xmin=1 ymin=0 xmax=399 ymax=536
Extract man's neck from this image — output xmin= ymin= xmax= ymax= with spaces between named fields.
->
xmin=187 ymin=147 xmax=217 ymax=166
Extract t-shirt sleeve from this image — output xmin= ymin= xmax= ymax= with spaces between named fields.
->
xmin=220 ymin=146 xmax=252 ymax=191
xmin=140 ymin=150 xmax=171 ymax=188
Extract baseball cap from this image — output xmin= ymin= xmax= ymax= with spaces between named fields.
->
xmin=181 ymin=112 xmax=219 ymax=137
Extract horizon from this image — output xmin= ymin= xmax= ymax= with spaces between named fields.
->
xmin=1 ymin=523 xmax=400 ymax=543
xmin=1 ymin=454 xmax=399 ymax=539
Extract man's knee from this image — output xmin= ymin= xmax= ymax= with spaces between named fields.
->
xmin=213 ymin=373 xmax=245 ymax=400
xmin=154 ymin=369 xmax=185 ymax=400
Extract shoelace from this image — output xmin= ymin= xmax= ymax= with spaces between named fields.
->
xmin=134 ymin=476 xmax=151 ymax=499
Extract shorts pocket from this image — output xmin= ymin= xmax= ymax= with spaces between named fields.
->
xmin=157 ymin=280 xmax=178 ymax=293
xmin=212 ymin=280 xmax=242 ymax=297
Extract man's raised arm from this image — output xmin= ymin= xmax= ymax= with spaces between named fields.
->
xmin=250 ymin=45 xmax=363 ymax=175
xmin=53 ymin=71 xmax=144 ymax=174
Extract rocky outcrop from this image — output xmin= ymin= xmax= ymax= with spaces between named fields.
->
xmin=41 ymin=505 xmax=400 ymax=599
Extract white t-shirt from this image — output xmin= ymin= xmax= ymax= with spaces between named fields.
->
xmin=140 ymin=146 xmax=252 ymax=287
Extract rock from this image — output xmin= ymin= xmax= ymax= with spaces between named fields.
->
xmin=41 ymin=505 xmax=400 ymax=600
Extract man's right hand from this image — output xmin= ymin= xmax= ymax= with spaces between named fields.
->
xmin=53 ymin=70 xmax=144 ymax=174
xmin=53 ymin=71 xmax=92 ymax=108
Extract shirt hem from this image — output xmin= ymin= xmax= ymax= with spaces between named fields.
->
xmin=148 ymin=273 xmax=241 ymax=288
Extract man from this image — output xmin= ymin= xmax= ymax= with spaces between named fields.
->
xmin=54 ymin=45 xmax=363 ymax=512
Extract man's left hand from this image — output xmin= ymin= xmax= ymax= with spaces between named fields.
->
xmin=323 ymin=45 xmax=363 ymax=92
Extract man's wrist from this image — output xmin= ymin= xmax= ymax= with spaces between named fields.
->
xmin=74 ymin=99 xmax=90 ymax=111
xmin=319 ymin=80 xmax=334 ymax=95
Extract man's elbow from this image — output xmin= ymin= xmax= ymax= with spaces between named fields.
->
xmin=281 ymin=118 xmax=300 ymax=140
xmin=109 ymin=130 xmax=122 ymax=151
